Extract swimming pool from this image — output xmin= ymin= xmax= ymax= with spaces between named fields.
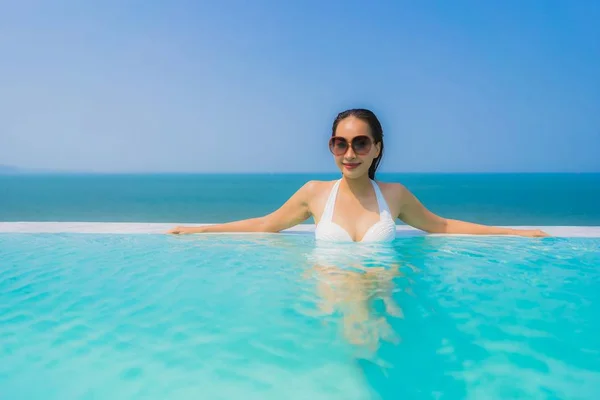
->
xmin=1 ymin=226 xmax=599 ymax=399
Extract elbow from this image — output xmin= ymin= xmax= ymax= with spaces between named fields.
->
xmin=439 ymin=218 xmax=450 ymax=233
xmin=256 ymin=217 xmax=279 ymax=233
xmin=424 ymin=218 xmax=449 ymax=234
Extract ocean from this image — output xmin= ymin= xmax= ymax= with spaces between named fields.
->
xmin=1 ymin=173 xmax=598 ymax=226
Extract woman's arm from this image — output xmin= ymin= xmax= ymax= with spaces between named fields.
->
xmin=167 ymin=181 xmax=315 ymax=234
xmin=395 ymin=185 xmax=549 ymax=237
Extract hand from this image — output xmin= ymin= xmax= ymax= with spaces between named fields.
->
xmin=166 ymin=226 xmax=186 ymax=234
xmin=516 ymin=229 xmax=550 ymax=238
xmin=166 ymin=226 xmax=201 ymax=235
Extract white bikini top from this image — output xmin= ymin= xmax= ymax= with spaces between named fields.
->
xmin=314 ymin=179 xmax=397 ymax=243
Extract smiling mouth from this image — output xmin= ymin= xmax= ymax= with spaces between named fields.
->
xmin=343 ymin=162 xmax=361 ymax=169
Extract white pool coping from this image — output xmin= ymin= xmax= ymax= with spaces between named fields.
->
xmin=0 ymin=222 xmax=599 ymax=237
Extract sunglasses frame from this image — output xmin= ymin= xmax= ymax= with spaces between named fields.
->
xmin=328 ymin=135 xmax=373 ymax=156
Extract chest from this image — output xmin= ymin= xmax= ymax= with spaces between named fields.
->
xmin=334 ymin=195 xmax=382 ymax=234
xmin=316 ymin=193 xmax=386 ymax=242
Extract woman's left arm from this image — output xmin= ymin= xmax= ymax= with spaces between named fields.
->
xmin=394 ymin=184 xmax=549 ymax=237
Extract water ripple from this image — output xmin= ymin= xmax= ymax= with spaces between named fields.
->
xmin=0 ymin=234 xmax=598 ymax=399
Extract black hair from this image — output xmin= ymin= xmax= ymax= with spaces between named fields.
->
xmin=331 ymin=108 xmax=384 ymax=180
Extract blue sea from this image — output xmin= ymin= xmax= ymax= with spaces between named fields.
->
xmin=1 ymin=173 xmax=600 ymax=399
xmin=1 ymin=173 xmax=599 ymax=225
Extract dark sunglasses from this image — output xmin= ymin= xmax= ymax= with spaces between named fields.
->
xmin=328 ymin=135 xmax=373 ymax=156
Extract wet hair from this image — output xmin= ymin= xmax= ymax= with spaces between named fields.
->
xmin=331 ymin=108 xmax=384 ymax=180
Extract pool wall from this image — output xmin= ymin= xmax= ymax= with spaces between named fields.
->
xmin=1 ymin=222 xmax=599 ymax=237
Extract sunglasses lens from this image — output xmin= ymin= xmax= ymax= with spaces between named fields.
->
xmin=330 ymin=138 xmax=348 ymax=155
xmin=353 ymin=136 xmax=371 ymax=154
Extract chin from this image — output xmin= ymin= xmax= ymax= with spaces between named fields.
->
xmin=342 ymin=168 xmax=367 ymax=179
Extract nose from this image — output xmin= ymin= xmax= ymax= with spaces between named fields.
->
xmin=344 ymin=145 xmax=356 ymax=159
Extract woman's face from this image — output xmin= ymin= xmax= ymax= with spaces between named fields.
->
xmin=330 ymin=117 xmax=380 ymax=179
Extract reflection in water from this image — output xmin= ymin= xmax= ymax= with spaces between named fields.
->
xmin=302 ymin=242 xmax=420 ymax=366
xmin=313 ymin=263 xmax=403 ymax=351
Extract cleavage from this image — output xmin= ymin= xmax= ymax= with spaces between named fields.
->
xmin=331 ymin=196 xmax=381 ymax=242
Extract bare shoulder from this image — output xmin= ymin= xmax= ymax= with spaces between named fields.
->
xmin=376 ymin=181 xmax=410 ymax=200
xmin=290 ymin=179 xmax=332 ymax=200
xmin=375 ymin=181 xmax=412 ymax=217
xmin=302 ymin=179 xmax=336 ymax=191
xmin=299 ymin=180 xmax=337 ymax=217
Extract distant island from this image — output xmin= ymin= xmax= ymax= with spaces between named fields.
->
xmin=0 ymin=165 xmax=21 ymax=174
xmin=0 ymin=165 xmax=75 ymax=174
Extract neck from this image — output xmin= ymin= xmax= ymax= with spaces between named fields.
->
xmin=339 ymin=174 xmax=373 ymax=196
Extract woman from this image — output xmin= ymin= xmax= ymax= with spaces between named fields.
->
xmin=167 ymin=108 xmax=549 ymax=240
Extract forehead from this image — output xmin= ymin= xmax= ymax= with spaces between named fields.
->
xmin=335 ymin=117 xmax=372 ymax=139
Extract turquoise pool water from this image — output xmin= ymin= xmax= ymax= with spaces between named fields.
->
xmin=1 ymin=233 xmax=599 ymax=399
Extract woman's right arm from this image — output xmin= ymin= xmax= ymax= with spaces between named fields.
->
xmin=167 ymin=181 xmax=316 ymax=234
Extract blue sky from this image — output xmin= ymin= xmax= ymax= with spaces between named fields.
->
xmin=1 ymin=1 xmax=598 ymax=173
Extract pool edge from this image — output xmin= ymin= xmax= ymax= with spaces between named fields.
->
xmin=1 ymin=222 xmax=599 ymax=237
